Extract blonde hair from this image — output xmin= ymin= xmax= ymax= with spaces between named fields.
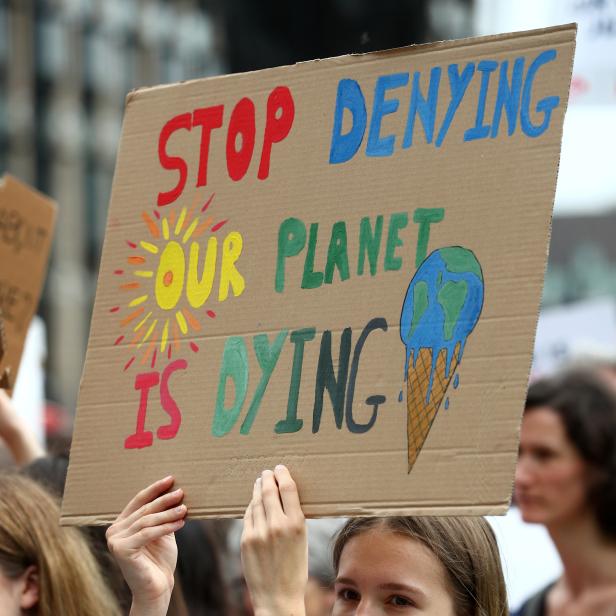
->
xmin=0 ymin=473 xmax=121 ymax=616
xmin=333 ymin=516 xmax=508 ymax=616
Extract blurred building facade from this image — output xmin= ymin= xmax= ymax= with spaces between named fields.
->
xmin=0 ymin=0 xmax=474 ymax=408
xmin=0 ymin=0 xmax=223 ymax=408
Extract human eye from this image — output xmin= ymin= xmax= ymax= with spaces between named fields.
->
xmin=533 ymin=446 xmax=556 ymax=462
xmin=337 ymin=587 xmax=360 ymax=603
xmin=387 ymin=594 xmax=415 ymax=608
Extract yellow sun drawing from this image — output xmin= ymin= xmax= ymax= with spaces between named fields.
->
xmin=110 ymin=192 xmax=230 ymax=371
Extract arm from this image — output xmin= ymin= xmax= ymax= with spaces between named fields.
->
xmin=0 ymin=389 xmax=45 ymax=465
xmin=241 ymin=465 xmax=308 ymax=616
xmin=106 ymin=476 xmax=186 ymax=616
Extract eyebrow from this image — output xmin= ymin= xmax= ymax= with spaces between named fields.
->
xmin=335 ymin=578 xmax=426 ymax=599
xmin=379 ymin=583 xmax=426 ymax=598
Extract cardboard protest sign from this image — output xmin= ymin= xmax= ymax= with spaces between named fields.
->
xmin=62 ymin=25 xmax=576 ymax=524
xmin=0 ymin=176 xmax=56 ymax=391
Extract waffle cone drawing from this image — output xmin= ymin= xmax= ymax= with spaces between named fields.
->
xmin=400 ymin=247 xmax=484 ymax=473
xmin=406 ymin=343 xmax=460 ymax=472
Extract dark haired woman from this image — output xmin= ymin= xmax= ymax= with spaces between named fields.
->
xmin=514 ymin=371 xmax=616 ymax=615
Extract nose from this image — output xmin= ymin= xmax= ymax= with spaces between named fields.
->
xmin=355 ymin=599 xmax=374 ymax=616
xmin=514 ymin=452 xmax=533 ymax=491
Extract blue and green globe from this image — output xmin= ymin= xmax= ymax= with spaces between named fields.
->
xmin=400 ymin=246 xmax=484 ymax=403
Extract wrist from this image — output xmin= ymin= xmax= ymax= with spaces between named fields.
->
xmin=129 ymin=594 xmax=171 ymax=616
xmin=0 ymin=418 xmax=44 ymax=466
xmin=0 ymin=417 xmax=23 ymax=442
xmin=254 ymin=599 xmax=306 ymax=616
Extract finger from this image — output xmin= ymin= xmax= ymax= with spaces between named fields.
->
xmin=261 ymin=469 xmax=284 ymax=522
xmin=118 ymin=476 xmax=174 ymax=521
xmin=0 ymin=390 xmax=16 ymax=416
xmin=243 ymin=497 xmax=253 ymax=536
xmin=112 ymin=487 xmax=184 ymax=533
xmin=274 ymin=465 xmax=302 ymax=519
xmin=128 ymin=504 xmax=187 ymax=534
xmin=0 ymin=389 xmax=10 ymax=407
xmin=251 ymin=477 xmax=266 ymax=534
xmin=123 ymin=519 xmax=185 ymax=550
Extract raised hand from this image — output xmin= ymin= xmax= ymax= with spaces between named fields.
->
xmin=241 ymin=465 xmax=308 ymax=616
xmin=106 ymin=476 xmax=186 ymax=616
xmin=0 ymin=389 xmax=44 ymax=465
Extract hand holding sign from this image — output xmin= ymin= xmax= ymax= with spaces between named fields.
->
xmin=241 ymin=465 xmax=308 ymax=616
xmin=106 ymin=476 xmax=186 ymax=616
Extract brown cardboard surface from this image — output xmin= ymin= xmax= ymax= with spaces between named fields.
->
xmin=62 ymin=25 xmax=576 ymax=524
xmin=0 ymin=176 xmax=57 ymax=391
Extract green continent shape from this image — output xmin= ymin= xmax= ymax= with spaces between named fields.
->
xmin=438 ymin=280 xmax=468 ymax=340
xmin=409 ymin=281 xmax=429 ymax=338
xmin=440 ymin=247 xmax=483 ymax=281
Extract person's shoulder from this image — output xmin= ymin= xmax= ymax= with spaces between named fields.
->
xmin=512 ymin=583 xmax=554 ymax=616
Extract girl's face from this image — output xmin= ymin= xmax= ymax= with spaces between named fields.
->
xmin=333 ymin=528 xmax=455 ymax=616
xmin=515 ymin=406 xmax=590 ymax=527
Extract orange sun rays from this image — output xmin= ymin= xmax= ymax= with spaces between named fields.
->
xmin=114 ymin=193 xmax=222 ymax=370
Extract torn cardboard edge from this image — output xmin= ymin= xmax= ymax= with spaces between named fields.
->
xmin=61 ymin=500 xmax=512 ymax=527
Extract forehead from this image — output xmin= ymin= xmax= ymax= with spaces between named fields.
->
xmin=521 ymin=406 xmax=568 ymax=442
xmin=337 ymin=528 xmax=449 ymax=590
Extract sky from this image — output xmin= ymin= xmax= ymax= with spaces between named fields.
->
xmin=475 ymin=0 xmax=616 ymax=216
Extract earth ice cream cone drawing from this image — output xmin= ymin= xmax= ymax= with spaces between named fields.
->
xmin=400 ymin=247 xmax=484 ymax=472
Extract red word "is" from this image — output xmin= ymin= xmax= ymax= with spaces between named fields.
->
xmin=157 ymin=86 xmax=295 ymax=206
xmin=124 ymin=359 xmax=187 ymax=449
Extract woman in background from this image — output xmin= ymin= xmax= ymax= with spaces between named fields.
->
xmin=0 ymin=473 xmax=121 ymax=616
xmin=514 ymin=371 xmax=616 ymax=615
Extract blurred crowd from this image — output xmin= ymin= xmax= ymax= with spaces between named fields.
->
xmin=1 ymin=2 xmax=616 ymax=615
xmin=0 ymin=355 xmax=616 ymax=615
